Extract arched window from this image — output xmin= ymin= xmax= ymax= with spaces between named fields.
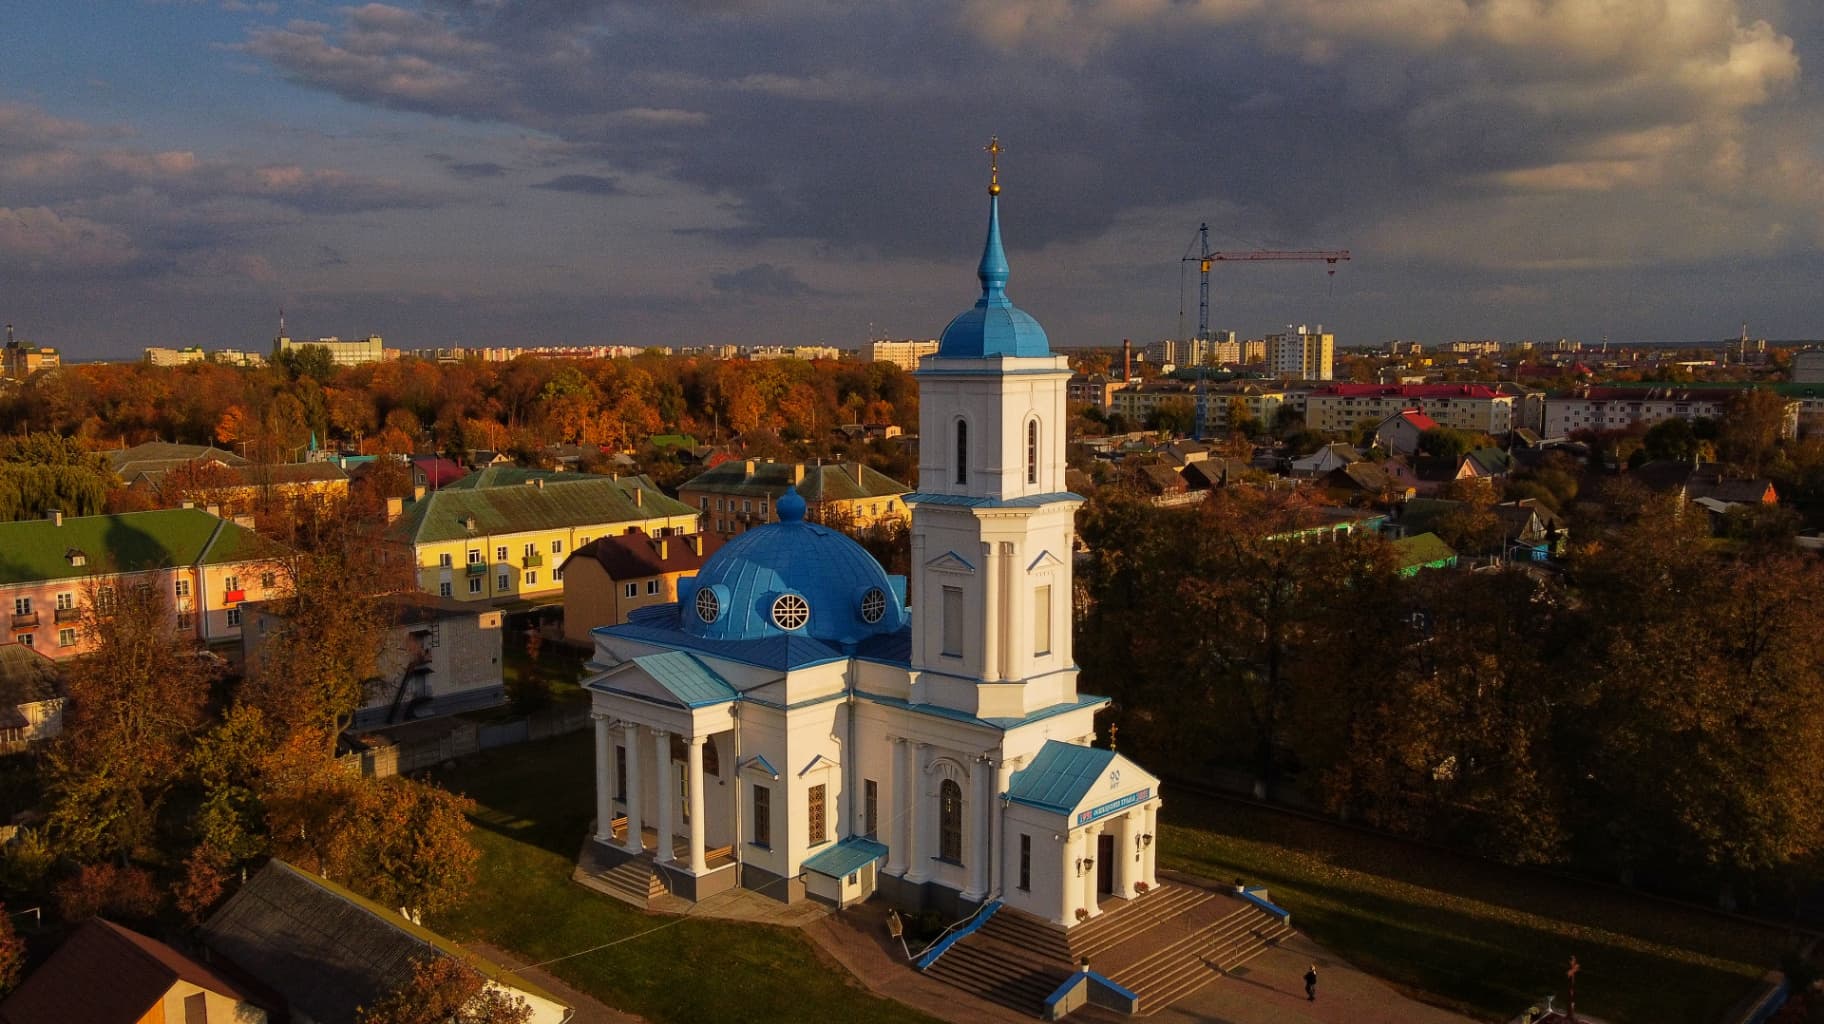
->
xmin=939 ymin=779 xmax=963 ymax=862
xmin=1026 ymin=419 xmax=1039 ymax=485
xmin=955 ymin=420 xmax=969 ymax=485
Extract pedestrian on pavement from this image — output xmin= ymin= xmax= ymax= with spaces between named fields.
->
xmin=1305 ymin=964 xmax=1318 ymax=1001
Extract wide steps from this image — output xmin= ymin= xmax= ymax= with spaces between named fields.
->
xmin=1114 ymin=907 xmax=1294 ymax=1017
xmin=925 ymin=935 xmax=1071 ymax=1017
xmin=977 ymin=907 xmax=1072 ymax=963
xmin=1070 ymin=886 xmax=1211 ymax=962
xmin=594 ymin=856 xmax=664 ymax=908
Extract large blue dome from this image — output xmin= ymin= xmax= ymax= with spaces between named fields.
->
xmin=676 ymin=487 xmax=907 ymax=645
xmin=935 ymin=194 xmax=1051 ymax=359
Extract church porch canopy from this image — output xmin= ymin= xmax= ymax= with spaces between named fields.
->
xmin=1006 ymin=741 xmax=1159 ymax=830
xmin=585 ymin=650 xmax=741 ymax=736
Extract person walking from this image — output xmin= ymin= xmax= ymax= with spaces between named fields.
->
xmin=1304 ymin=964 xmax=1318 ymax=1001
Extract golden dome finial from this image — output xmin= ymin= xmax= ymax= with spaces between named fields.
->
xmin=985 ymin=136 xmax=1002 ymax=196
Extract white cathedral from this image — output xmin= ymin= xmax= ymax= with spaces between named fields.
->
xmin=583 ymin=160 xmax=1162 ymax=929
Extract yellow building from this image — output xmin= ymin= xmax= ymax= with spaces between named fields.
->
xmin=387 ymin=476 xmax=699 ymax=607
xmin=1 ymin=334 xmax=59 ymax=379
xmin=678 ymin=460 xmax=910 ymax=540
xmin=559 ymin=530 xmax=718 ymax=644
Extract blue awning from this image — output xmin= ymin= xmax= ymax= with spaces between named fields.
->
xmin=801 ymin=837 xmax=888 ymax=878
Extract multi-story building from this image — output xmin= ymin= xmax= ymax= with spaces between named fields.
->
xmin=1545 ymin=385 xmax=1800 ymax=439
xmin=1065 ymin=373 xmax=1129 ymax=413
xmin=869 ymin=339 xmax=940 ymax=372
xmin=748 ymin=345 xmax=843 ymax=361
xmin=1266 ymin=324 xmax=1334 ymax=380
xmin=2 ymin=327 xmax=59 ymax=379
xmin=1304 ymin=384 xmax=1518 ymax=435
xmin=0 ymin=507 xmax=287 ymax=659
xmin=1792 ymin=349 xmax=1824 ymax=385
xmin=1109 ymin=380 xmax=1196 ymax=425
xmin=210 ymin=349 xmax=266 ymax=367
xmin=680 ymin=460 xmax=911 ymax=539
xmin=387 ymin=476 xmax=699 ymax=607
xmin=144 ymin=346 xmax=206 ymax=366
xmin=272 ymin=334 xmax=387 ymax=367
xmin=560 ymin=529 xmax=716 ymax=643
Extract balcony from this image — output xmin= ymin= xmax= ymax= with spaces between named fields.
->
xmin=223 ymin=589 xmax=246 ymax=605
xmin=10 ymin=612 xmax=37 ymax=631
xmin=522 ymin=552 xmax=545 ymax=569
xmin=466 ymin=562 xmax=487 ymax=577
xmin=53 ymin=607 xmax=80 ymax=624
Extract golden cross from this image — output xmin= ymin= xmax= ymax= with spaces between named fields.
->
xmin=986 ymin=136 xmax=1002 ymax=195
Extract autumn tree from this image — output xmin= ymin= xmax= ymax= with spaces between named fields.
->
xmin=46 ymin=576 xmax=212 ymax=860
xmin=268 ymin=774 xmax=480 ymax=917
xmin=1720 ymin=389 xmax=1791 ymax=475
xmin=0 ymin=907 xmax=23 ymax=997
xmin=357 ymin=955 xmax=532 ymax=1024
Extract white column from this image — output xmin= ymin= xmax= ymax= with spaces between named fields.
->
xmin=593 ymin=714 xmax=613 ymax=843
xmin=687 ymin=735 xmax=707 ymax=874
xmin=621 ymin=723 xmax=644 ymax=855
xmin=654 ymin=729 xmax=674 ymax=863
xmin=885 ymin=738 xmax=908 ymax=876
xmin=1114 ymin=809 xmax=1138 ymax=899
xmin=1142 ymin=802 xmax=1159 ymax=888
xmin=980 ymin=542 xmax=1001 ymax=682
xmin=1083 ymin=822 xmax=1104 ymax=918
xmin=995 ymin=757 xmax=1015 ymax=900
xmin=904 ymin=743 xmax=930 ymax=884
xmin=1058 ymin=830 xmax=1080 ymax=927
xmin=998 ymin=541 xmax=1014 ymax=682
xmin=962 ymin=758 xmax=992 ymax=901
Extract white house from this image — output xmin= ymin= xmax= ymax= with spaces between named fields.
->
xmin=582 ymin=177 xmax=1161 ymax=928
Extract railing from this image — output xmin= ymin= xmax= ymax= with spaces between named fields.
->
xmin=53 ymin=607 xmax=80 ymax=624
xmin=10 ymin=612 xmax=38 ymax=630
xmin=914 ymin=900 xmax=1002 ymax=970
xmin=522 ymin=552 xmax=545 ymax=569
xmin=466 ymin=562 xmax=488 ymax=576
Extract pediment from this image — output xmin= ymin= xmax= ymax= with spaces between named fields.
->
xmin=1026 ymin=550 xmax=1065 ymax=573
xmin=925 ymin=550 xmax=977 ymax=575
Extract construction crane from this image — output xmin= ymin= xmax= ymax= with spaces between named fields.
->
xmin=1179 ymin=222 xmax=1350 ymax=439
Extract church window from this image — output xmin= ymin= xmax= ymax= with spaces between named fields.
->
xmin=864 ymin=779 xmax=878 ymax=837
xmin=1019 ymin=834 xmax=1031 ymax=891
xmin=695 ymin=587 xmax=721 ymax=623
xmin=1027 ymin=419 xmax=1039 ymax=484
xmin=808 ymin=784 xmax=827 ymax=845
xmin=939 ymin=780 xmax=963 ymax=863
xmin=860 ymin=587 xmax=886 ymax=624
xmin=753 ymin=785 xmax=770 ymax=847
xmin=772 ymin=593 xmax=809 ymax=631
xmin=955 ymin=420 xmax=968 ymax=485
xmin=1034 ymin=585 xmax=1052 ymax=656
xmin=941 ymin=587 xmax=964 ymax=657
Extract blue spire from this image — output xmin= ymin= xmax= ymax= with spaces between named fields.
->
xmin=977 ymin=196 xmax=1011 ymax=308
xmin=935 ymin=182 xmax=1051 ymax=360
xmin=776 ymin=485 xmax=807 ymax=523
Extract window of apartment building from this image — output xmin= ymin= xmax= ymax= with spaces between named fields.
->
xmin=438 ymin=552 xmax=453 ymax=568
xmin=752 ymin=785 xmax=770 ymax=847
xmin=864 ymin=779 xmax=878 ymax=837
xmin=439 ymin=582 xmax=453 ymax=598
xmin=496 ymin=546 xmax=508 ymax=562
xmin=551 ymin=539 xmax=563 ymax=554
xmin=715 ymin=498 xmax=724 ymax=512
xmin=1019 ymin=834 xmax=1031 ymax=891
xmin=469 ymin=577 xmax=482 ymax=595
xmin=223 ymin=576 xmax=239 ymax=592
xmin=553 ymin=569 xmax=564 ymax=583
xmin=55 ymin=592 xmax=72 ymax=611
xmin=742 ymin=499 xmax=751 ymax=513
xmin=12 ymin=598 xmax=28 ymax=616
xmin=174 ymin=579 xmax=190 ymax=598
xmin=226 ymin=608 xmax=241 ymax=628
xmin=1033 ymin=585 xmax=1052 ymax=656
xmin=646 ymin=579 xmax=659 ymax=595
xmin=16 ymin=634 xmax=30 ymax=649
xmin=177 ymin=612 xmax=193 ymax=630
xmin=96 ymin=587 xmax=115 ymax=613
xmin=699 ymin=497 xmax=708 ymax=510
xmin=939 ymin=780 xmax=962 ymax=862
xmin=467 ymin=549 xmax=482 ymax=564
xmin=57 ymin=628 xmax=76 ymax=648
xmin=524 ymin=571 xmax=537 ymax=586
xmin=624 ymin=583 xmax=638 ymax=599
xmin=941 ymin=586 xmax=964 ymax=657
xmin=523 ymin=542 xmax=536 ymax=558
xmin=261 ymin=572 xmax=276 ymax=589
xmin=497 ymin=573 xmax=509 ymax=591
xmin=807 ymin=784 xmax=827 ymax=846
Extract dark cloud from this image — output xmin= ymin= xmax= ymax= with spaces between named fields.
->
xmin=531 ymin=173 xmax=621 ymax=196
xmin=429 ymin=154 xmax=510 ymax=178
xmin=710 ymin=263 xmax=816 ymax=298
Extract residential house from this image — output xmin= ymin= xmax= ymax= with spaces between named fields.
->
xmin=107 ymin=441 xmax=248 ymax=482
xmin=0 ymin=508 xmax=287 ymax=659
xmin=1455 ymin=447 xmax=1513 ymax=482
xmin=1323 ymin=460 xmax=1412 ymax=503
xmin=410 ymin=455 xmax=469 ymax=492
xmin=1289 ymin=443 xmax=1361 ymax=477
xmin=560 ymin=530 xmax=718 ymax=644
xmin=1392 ymin=532 xmax=1459 ymax=574
xmin=679 ymin=460 xmax=911 ymax=540
xmin=388 ymin=476 xmax=698 ymax=607
xmin=0 ymin=644 xmax=64 ymax=753
xmin=0 ymin=918 xmax=266 ymax=1024
xmin=243 ymin=591 xmax=505 ymax=730
xmin=1631 ymin=460 xmax=1779 ymax=506
xmin=1180 ymin=458 xmax=1252 ymax=491
xmin=1374 ymin=409 xmax=1438 ymax=457
xmin=122 ymin=460 xmax=351 ymax=516
xmin=1157 ymin=440 xmax=1211 ymax=467
xmin=1491 ymin=499 xmax=1568 ymax=560
xmin=202 ymin=859 xmax=570 ymax=1024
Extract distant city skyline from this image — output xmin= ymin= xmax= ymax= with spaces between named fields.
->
xmin=3 ymin=1 xmax=1821 ymax=360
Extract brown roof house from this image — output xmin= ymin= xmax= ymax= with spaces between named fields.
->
xmin=0 ymin=917 xmax=265 ymax=1024
xmin=0 ymin=644 xmax=64 ymax=754
xmin=202 ymin=859 xmax=571 ymax=1024
xmin=560 ymin=529 xmax=718 ymax=645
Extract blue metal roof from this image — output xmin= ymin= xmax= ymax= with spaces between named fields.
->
xmin=801 ymin=836 xmax=889 ymax=878
xmin=934 ymin=195 xmax=1051 ymax=360
xmin=740 ymin=754 xmax=780 ymax=779
xmin=601 ymin=615 xmax=850 ymax=672
xmin=630 ymin=651 xmax=738 ymax=708
xmin=1006 ymin=741 xmax=1115 ymax=814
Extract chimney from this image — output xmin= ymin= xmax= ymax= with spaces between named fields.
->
xmin=634 ymin=487 xmax=643 ymax=508
xmin=531 ymin=478 xmax=544 ymax=489
xmin=659 ymin=538 xmax=669 ymax=560
xmin=385 ymin=496 xmax=403 ymax=523
xmin=181 ymin=500 xmax=195 ymax=510
xmin=1123 ymin=339 xmax=1132 ymax=381
xmin=690 ymin=533 xmax=703 ymax=556
xmin=852 ymin=462 xmax=863 ymax=485
xmin=744 ymin=459 xmax=756 ymax=477
xmin=793 ymin=463 xmax=806 ymax=485
xmin=413 ymin=484 xmax=426 ymax=501
xmin=46 ymin=509 xmax=61 ymax=527
xmin=205 ymin=504 xmax=220 ymax=518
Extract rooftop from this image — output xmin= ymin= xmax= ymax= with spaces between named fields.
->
xmin=388 ymin=476 xmax=695 ymax=545
xmin=0 ymin=918 xmax=254 ymax=1024
xmin=0 ymin=508 xmax=274 ymax=586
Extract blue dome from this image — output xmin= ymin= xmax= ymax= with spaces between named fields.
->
xmin=935 ymin=195 xmax=1051 ymax=359
xmin=677 ymin=487 xmax=906 ymax=645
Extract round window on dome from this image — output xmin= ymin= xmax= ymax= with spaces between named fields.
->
xmin=771 ymin=593 xmax=809 ymax=631
xmin=860 ymin=587 xmax=887 ymax=624
xmin=695 ymin=587 xmax=720 ymax=624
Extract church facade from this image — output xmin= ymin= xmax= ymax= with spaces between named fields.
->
xmin=583 ymin=161 xmax=1162 ymax=928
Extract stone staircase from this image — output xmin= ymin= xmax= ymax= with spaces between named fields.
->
xmin=1069 ymin=885 xmax=1212 ymax=963
xmin=922 ymin=908 xmax=1075 ymax=1017
xmin=1109 ymin=901 xmax=1295 ymax=1015
xmin=591 ymin=855 xmax=667 ymax=909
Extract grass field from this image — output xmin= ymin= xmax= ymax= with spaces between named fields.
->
xmin=431 ymin=731 xmax=940 ymax=1024
xmin=1160 ymin=788 xmax=1796 ymax=1023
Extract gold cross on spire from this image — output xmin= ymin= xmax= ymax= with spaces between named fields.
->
xmin=986 ymin=136 xmax=1002 ymax=196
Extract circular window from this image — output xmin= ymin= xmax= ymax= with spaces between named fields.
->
xmin=860 ymin=587 xmax=887 ymax=624
xmin=695 ymin=587 xmax=720 ymax=623
xmin=771 ymin=593 xmax=810 ymax=631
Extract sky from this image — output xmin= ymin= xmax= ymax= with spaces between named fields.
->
xmin=3 ymin=0 xmax=1822 ymax=360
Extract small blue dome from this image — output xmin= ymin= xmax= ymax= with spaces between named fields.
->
xmin=677 ymin=487 xmax=906 ymax=645
xmin=935 ymin=195 xmax=1051 ymax=359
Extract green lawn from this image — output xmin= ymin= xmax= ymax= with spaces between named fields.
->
xmin=432 ymin=731 xmax=940 ymax=1024
xmin=1160 ymin=790 xmax=1795 ymax=1023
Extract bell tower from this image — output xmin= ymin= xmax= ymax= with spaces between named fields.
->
xmin=906 ymin=140 xmax=1082 ymax=720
